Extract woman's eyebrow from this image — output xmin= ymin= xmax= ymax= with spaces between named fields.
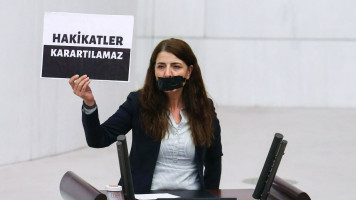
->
xmin=171 ymin=62 xmax=183 ymax=65
xmin=156 ymin=62 xmax=183 ymax=65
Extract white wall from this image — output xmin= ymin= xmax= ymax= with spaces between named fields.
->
xmin=0 ymin=0 xmax=137 ymax=165
xmin=134 ymin=0 xmax=356 ymax=108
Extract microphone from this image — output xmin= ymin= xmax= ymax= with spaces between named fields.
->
xmin=116 ymin=135 xmax=135 ymax=200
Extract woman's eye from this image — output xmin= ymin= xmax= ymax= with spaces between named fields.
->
xmin=156 ymin=65 xmax=164 ymax=69
xmin=173 ymin=65 xmax=181 ymax=69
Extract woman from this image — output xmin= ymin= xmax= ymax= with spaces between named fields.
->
xmin=69 ymin=38 xmax=222 ymax=193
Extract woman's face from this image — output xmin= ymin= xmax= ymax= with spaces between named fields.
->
xmin=154 ymin=51 xmax=193 ymax=81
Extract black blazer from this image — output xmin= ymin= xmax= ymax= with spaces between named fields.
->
xmin=82 ymin=91 xmax=222 ymax=193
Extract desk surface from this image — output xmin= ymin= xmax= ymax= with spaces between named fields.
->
xmin=209 ymin=189 xmax=255 ymax=200
xmin=105 ymin=189 xmax=256 ymax=200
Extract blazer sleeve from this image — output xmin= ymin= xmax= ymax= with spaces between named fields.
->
xmin=81 ymin=92 xmax=138 ymax=148
xmin=203 ymin=99 xmax=223 ymax=189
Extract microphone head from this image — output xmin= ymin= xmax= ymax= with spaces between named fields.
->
xmin=117 ymin=135 xmax=126 ymax=142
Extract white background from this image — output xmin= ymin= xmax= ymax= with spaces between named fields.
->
xmin=134 ymin=0 xmax=356 ymax=108
xmin=43 ymin=12 xmax=134 ymax=48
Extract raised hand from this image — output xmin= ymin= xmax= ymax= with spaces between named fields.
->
xmin=69 ymin=75 xmax=95 ymax=106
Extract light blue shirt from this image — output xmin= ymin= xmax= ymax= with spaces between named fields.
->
xmin=151 ymin=109 xmax=200 ymax=190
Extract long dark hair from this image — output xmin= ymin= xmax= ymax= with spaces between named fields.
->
xmin=139 ymin=38 xmax=214 ymax=147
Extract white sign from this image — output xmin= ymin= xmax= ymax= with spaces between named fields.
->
xmin=41 ymin=12 xmax=134 ymax=81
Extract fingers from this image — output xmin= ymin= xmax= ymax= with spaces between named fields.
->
xmin=69 ymin=74 xmax=79 ymax=89
xmin=79 ymin=78 xmax=91 ymax=94
xmin=69 ymin=75 xmax=91 ymax=97
xmin=73 ymin=75 xmax=88 ymax=93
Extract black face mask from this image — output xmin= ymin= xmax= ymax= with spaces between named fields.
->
xmin=157 ymin=76 xmax=186 ymax=91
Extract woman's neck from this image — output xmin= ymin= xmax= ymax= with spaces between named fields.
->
xmin=166 ymin=89 xmax=183 ymax=111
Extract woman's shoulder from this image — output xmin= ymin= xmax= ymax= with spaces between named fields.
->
xmin=117 ymin=91 xmax=142 ymax=115
xmin=207 ymin=98 xmax=216 ymax=109
xmin=125 ymin=90 xmax=142 ymax=107
xmin=127 ymin=90 xmax=141 ymax=99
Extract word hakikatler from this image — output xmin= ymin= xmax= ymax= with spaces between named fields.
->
xmin=52 ymin=32 xmax=123 ymax=45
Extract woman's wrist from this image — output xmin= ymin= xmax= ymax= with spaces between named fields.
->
xmin=83 ymin=100 xmax=96 ymax=108
xmin=83 ymin=99 xmax=95 ymax=107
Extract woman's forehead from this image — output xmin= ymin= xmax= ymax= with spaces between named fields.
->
xmin=156 ymin=51 xmax=184 ymax=64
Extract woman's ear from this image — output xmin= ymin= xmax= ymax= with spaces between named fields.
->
xmin=187 ymin=65 xmax=193 ymax=79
